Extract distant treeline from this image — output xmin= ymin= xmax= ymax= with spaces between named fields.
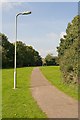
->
xmin=57 ymin=15 xmax=79 ymax=84
xmin=43 ymin=54 xmax=59 ymax=66
xmin=0 ymin=33 xmax=58 ymax=68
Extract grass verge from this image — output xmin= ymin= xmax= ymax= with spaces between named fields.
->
xmin=40 ymin=66 xmax=78 ymax=100
xmin=2 ymin=67 xmax=46 ymax=118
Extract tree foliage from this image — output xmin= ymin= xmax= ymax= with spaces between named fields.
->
xmin=0 ymin=33 xmax=42 ymax=68
xmin=45 ymin=53 xmax=59 ymax=66
xmin=0 ymin=33 xmax=14 ymax=68
xmin=57 ymin=15 xmax=80 ymax=84
xmin=16 ymin=41 xmax=42 ymax=67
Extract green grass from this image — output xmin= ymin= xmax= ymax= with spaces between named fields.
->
xmin=2 ymin=67 xmax=46 ymax=118
xmin=40 ymin=66 xmax=78 ymax=100
xmin=0 ymin=69 xmax=2 ymax=119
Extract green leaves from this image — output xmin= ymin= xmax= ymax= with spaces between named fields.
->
xmin=57 ymin=15 xmax=80 ymax=84
xmin=0 ymin=33 xmax=42 ymax=68
xmin=16 ymin=41 xmax=42 ymax=67
xmin=0 ymin=33 xmax=14 ymax=68
xmin=45 ymin=54 xmax=59 ymax=66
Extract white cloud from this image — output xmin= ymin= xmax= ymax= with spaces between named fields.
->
xmin=3 ymin=32 xmax=60 ymax=58
xmin=3 ymin=31 xmax=65 ymax=58
xmin=8 ymin=34 xmax=59 ymax=58
xmin=39 ymin=48 xmax=58 ymax=58
xmin=2 ymin=0 xmax=30 ymax=2
xmin=23 ymin=33 xmax=60 ymax=57
xmin=1 ymin=2 xmax=22 ymax=11
xmin=0 ymin=0 xmax=7 ymax=2
xmin=46 ymin=32 xmax=59 ymax=40
xmin=0 ymin=0 xmax=22 ymax=2
xmin=0 ymin=0 xmax=78 ymax=2
xmin=60 ymin=32 xmax=66 ymax=39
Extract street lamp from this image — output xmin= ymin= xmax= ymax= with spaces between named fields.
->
xmin=14 ymin=11 xmax=31 ymax=89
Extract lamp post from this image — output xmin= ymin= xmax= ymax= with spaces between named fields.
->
xmin=14 ymin=11 xmax=31 ymax=89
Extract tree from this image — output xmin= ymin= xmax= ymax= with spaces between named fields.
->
xmin=45 ymin=53 xmax=58 ymax=66
xmin=0 ymin=33 xmax=14 ymax=68
xmin=16 ymin=41 xmax=26 ymax=67
xmin=33 ymin=50 xmax=42 ymax=66
xmin=0 ymin=33 xmax=43 ymax=68
xmin=57 ymin=15 xmax=80 ymax=84
xmin=16 ymin=41 xmax=42 ymax=67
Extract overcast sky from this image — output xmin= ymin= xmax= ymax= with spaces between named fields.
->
xmin=1 ymin=2 xmax=78 ymax=57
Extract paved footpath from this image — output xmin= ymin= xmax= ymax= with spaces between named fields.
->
xmin=30 ymin=67 xmax=78 ymax=118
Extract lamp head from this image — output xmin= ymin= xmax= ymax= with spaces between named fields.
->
xmin=22 ymin=11 xmax=32 ymax=15
xmin=16 ymin=11 xmax=31 ymax=17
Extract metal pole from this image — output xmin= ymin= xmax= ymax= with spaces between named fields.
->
xmin=13 ymin=11 xmax=31 ymax=89
xmin=14 ymin=15 xmax=17 ymax=89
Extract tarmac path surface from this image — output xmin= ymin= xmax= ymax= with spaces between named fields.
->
xmin=30 ymin=67 xmax=78 ymax=118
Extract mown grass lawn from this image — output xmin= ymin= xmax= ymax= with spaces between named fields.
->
xmin=40 ymin=66 xmax=78 ymax=100
xmin=2 ymin=67 xmax=46 ymax=118
xmin=0 ymin=69 xmax=2 ymax=119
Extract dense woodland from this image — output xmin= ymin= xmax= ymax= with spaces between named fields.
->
xmin=57 ymin=15 xmax=80 ymax=84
